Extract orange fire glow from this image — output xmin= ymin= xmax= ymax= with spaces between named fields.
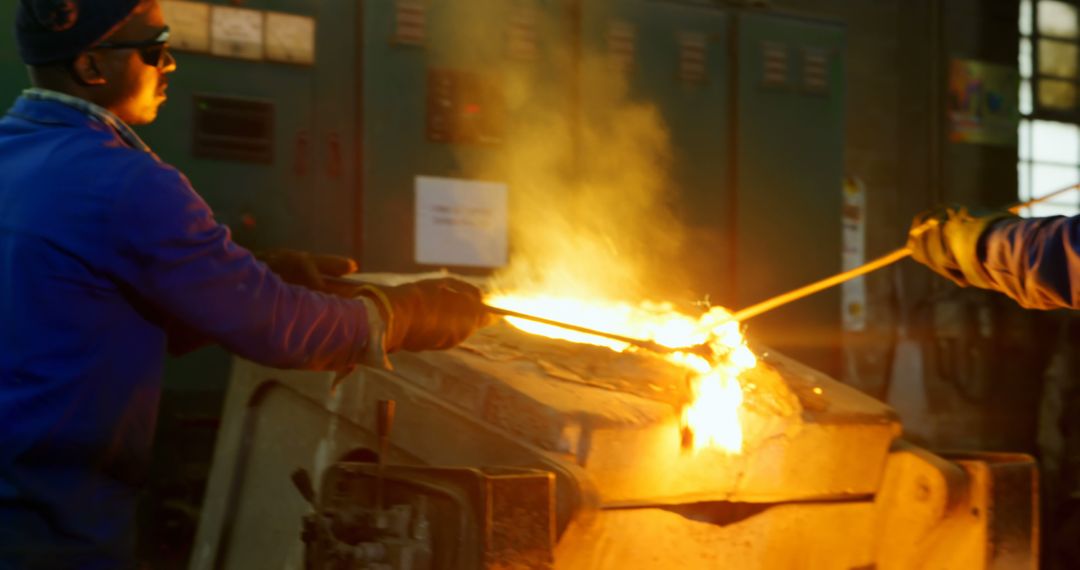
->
xmin=484 ymin=294 xmax=756 ymax=453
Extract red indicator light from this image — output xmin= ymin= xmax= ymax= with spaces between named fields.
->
xmin=464 ymin=103 xmax=481 ymax=115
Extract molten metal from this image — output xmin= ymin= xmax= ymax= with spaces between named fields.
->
xmin=484 ymin=293 xmax=756 ymax=453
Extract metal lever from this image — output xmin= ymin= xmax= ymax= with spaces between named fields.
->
xmin=375 ymin=399 xmax=395 ymax=512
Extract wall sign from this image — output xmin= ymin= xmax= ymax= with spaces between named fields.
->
xmin=265 ymin=11 xmax=316 ymax=65
xmin=415 ymin=176 xmax=508 ymax=268
xmin=210 ymin=5 xmax=264 ymax=60
xmin=161 ymin=0 xmax=210 ymax=53
xmin=841 ymin=176 xmax=867 ymax=332
xmin=948 ymin=59 xmax=1020 ymax=146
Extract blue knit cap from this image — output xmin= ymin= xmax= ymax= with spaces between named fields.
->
xmin=16 ymin=0 xmax=141 ymax=65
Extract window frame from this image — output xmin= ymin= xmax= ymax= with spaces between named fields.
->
xmin=1030 ymin=0 xmax=1080 ymax=121
xmin=1020 ymin=0 xmax=1080 ymax=216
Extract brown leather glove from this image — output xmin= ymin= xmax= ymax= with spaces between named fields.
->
xmin=907 ymin=206 xmax=1016 ymax=288
xmin=357 ymin=278 xmax=493 ymax=353
xmin=255 ymin=248 xmax=358 ymax=294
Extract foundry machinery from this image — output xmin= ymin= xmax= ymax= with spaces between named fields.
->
xmin=151 ymin=3 xmax=852 ymax=564
xmin=190 ymin=275 xmax=1038 ymax=569
xmin=0 ymin=2 xmax=876 ymax=564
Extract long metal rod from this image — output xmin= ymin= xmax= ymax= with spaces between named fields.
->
xmin=484 ymin=304 xmax=710 ymax=358
xmin=729 ymin=248 xmax=912 ymax=323
xmin=325 ymin=184 xmax=1075 ymax=355
xmin=728 ymin=183 xmax=1080 ymax=323
xmin=323 ymin=276 xmax=711 ymax=357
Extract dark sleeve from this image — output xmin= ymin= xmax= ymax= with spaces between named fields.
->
xmin=978 ymin=215 xmax=1080 ymax=309
xmin=164 ymin=316 xmax=214 ymax=357
xmin=107 ymin=160 xmax=373 ymax=370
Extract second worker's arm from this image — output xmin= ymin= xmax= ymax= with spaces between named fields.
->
xmin=909 ymin=208 xmax=1080 ymax=310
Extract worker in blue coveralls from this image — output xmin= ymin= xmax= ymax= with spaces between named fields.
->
xmin=907 ymin=207 xmax=1079 ymax=309
xmin=0 ymin=1 xmax=491 ymax=568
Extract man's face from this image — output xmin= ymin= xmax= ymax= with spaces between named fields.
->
xmin=86 ymin=0 xmax=176 ymax=125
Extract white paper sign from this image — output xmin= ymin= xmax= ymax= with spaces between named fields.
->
xmin=415 ymin=176 xmax=508 ymax=268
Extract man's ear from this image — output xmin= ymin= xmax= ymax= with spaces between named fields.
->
xmin=70 ymin=53 xmax=107 ymax=86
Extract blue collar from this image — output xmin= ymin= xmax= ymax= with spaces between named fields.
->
xmin=11 ymin=89 xmax=153 ymax=153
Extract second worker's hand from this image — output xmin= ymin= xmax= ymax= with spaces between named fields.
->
xmin=906 ymin=205 xmax=1016 ymax=288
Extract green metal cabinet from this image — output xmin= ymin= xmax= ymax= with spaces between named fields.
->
xmin=139 ymin=0 xmax=358 ymax=257
xmin=580 ymin=0 xmax=734 ymax=301
xmin=733 ymin=12 xmax=846 ymax=376
xmin=579 ymin=3 xmax=845 ymax=374
xmin=357 ymin=0 xmax=571 ymax=273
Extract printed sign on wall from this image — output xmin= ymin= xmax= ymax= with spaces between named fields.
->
xmin=415 ymin=176 xmax=508 ymax=268
xmin=265 ymin=12 xmax=316 ymax=65
xmin=161 ymin=0 xmax=210 ymax=53
xmin=841 ymin=176 xmax=867 ymax=332
xmin=948 ymin=59 xmax=1020 ymax=146
xmin=210 ymin=5 xmax=264 ymax=60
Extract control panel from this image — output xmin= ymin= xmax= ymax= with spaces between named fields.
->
xmin=426 ymin=69 xmax=505 ymax=146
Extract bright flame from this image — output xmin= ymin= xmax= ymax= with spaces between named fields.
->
xmin=486 ymin=294 xmax=756 ymax=453
xmin=683 ymin=369 xmax=744 ymax=452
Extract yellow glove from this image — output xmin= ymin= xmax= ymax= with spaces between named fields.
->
xmin=907 ymin=206 xmax=1016 ymax=288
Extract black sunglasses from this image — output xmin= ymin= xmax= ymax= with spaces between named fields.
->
xmin=94 ymin=26 xmax=171 ymax=68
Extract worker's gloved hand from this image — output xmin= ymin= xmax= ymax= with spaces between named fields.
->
xmin=907 ymin=206 xmax=1016 ymax=288
xmin=255 ymin=248 xmax=358 ymax=294
xmin=357 ymin=278 xmax=494 ymax=353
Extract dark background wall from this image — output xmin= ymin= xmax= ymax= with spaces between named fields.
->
xmin=770 ymin=0 xmax=912 ymax=398
xmin=757 ymin=10 xmax=1080 ymax=566
xmin=766 ymin=0 xmax=1047 ymax=455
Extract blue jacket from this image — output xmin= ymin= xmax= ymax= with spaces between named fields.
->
xmin=0 ymin=94 xmax=372 ymax=568
xmin=980 ymin=215 xmax=1080 ymax=309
